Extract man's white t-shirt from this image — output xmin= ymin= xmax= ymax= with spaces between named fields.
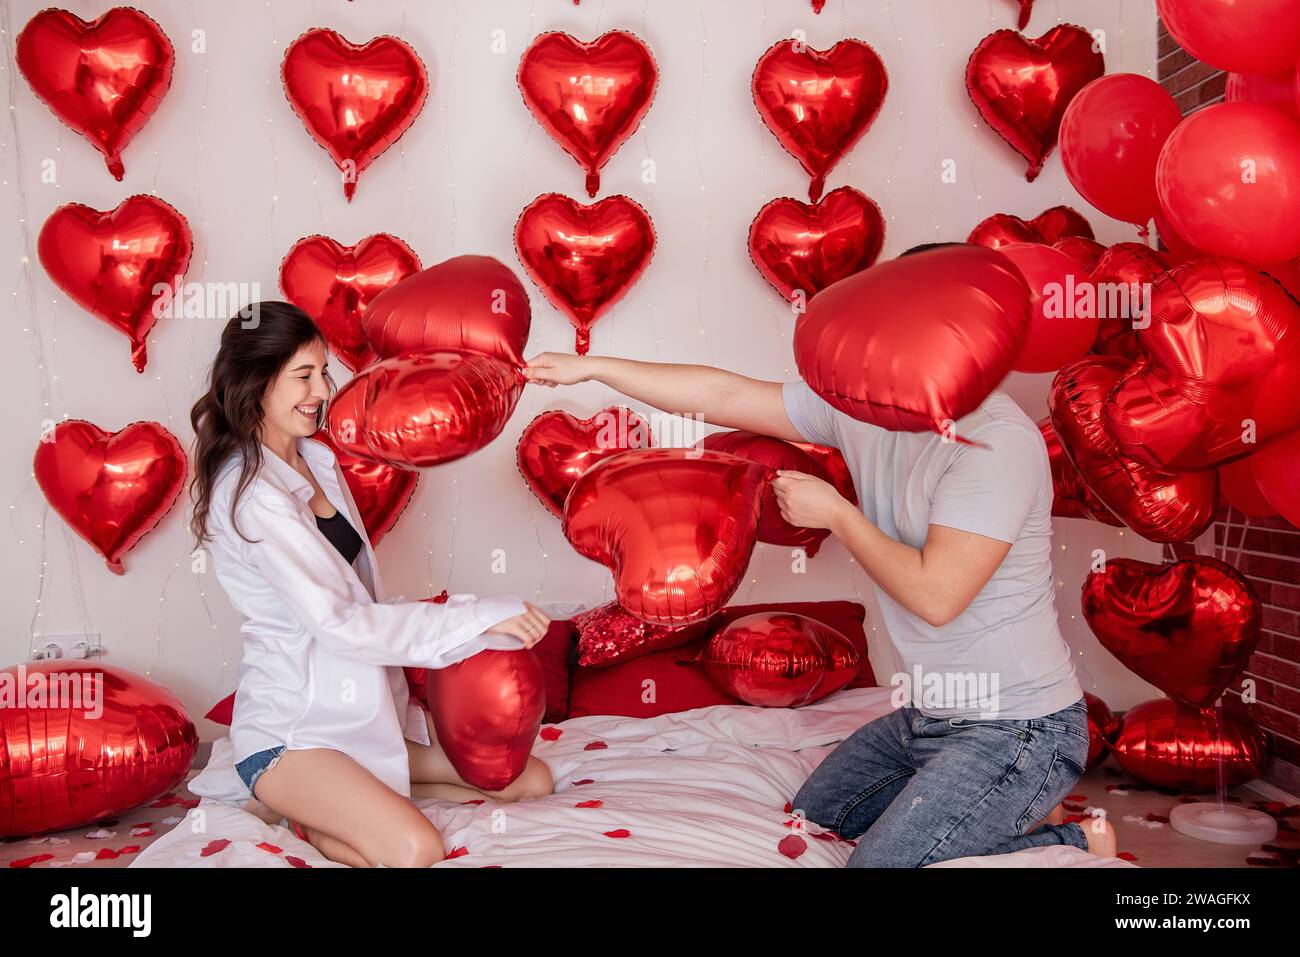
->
xmin=782 ymin=380 xmax=1083 ymax=720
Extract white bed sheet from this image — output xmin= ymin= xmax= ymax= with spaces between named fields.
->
xmin=132 ymin=687 xmax=1134 ymax=869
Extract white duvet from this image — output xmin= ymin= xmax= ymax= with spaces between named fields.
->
xmin=131 ymin=687 xmax=1134 ymax=869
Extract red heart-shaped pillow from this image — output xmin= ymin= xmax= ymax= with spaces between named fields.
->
xmin=516 ymin=407 xmax=652 ymax=518
xmin=700 ymin=612 xmax=859 ymax=708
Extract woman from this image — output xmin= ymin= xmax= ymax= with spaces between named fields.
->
xmin=189 ymin=302 xmax=554 ymax=868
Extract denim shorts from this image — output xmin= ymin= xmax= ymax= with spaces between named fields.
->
xmin=235 ymin=745 xmax=286 ymax=799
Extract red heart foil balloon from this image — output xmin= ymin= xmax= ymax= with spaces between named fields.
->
xmin=327 ymin=351 xmax=524 ymax=468
xmin=33 ymin=420 xmax=186 ymax=575
xmin=516 ymin=407 xmax=653 ymax=518
xmin=1217 ymin=452 xmax=1278 ymax=518
xmin=572 ymin=601 xmax=718 ymax=668
xmin=1104 ymin=259 xmax=1300 ymax=472
xmin=1048 ymin=357 xmax=1217 ymax=543
xmin=564 ymin=449 xmax=769 ymax=626
xmin=747 ymin=187 xmax=885 ymax=303
xmin=323 ymin=368 xmax=373 ymax=460
xmin=700 ymin=612 xmax=860 ymax=708
xmin=309 ymin=432 xmax=416 ymax=546
xmin=514 ymin=193 xmax=655 ymax=355
xmin=701 ymin=430 xmax=840 ymax=556
xmin=795 ymin=243 xmax=1030 ymax=433
xmin=1015 ymin=0 xmax=1036 ymax=30
xmin=38 ymin=195 xmax=193 ymax=373
xmin=1083 ymin=556 xmax=1261 ymax=709
xmin=1252 ymin=428 xmax=1300 ymax=525
xmin=752 ymin=38 xmax=889 ymax=202
xmin=280 ymin=234 xmax=421 ymax=373
xmin=0 ymin=662 xmax=197 ymax=837
xmin=966 ymin=25 xmax=1105 ymax=182
xmin=793 ymin=442 xmax=858 ymax=506
xmin=1111 ymin=697 xmax=1268 ymax=791
xmin=517 ymin=30 xmax=659 ymax=197
xmin=1084 ymin=692 xmax=1119 ymax=769
xmin=1037 ymin=416 xmax=1122 ymax=527
xmin=424 ymin=650 xmax=546 ymax=792
xmin=16 ymin=7 xmax=174 ymax=180
xmin=1087 ymin=243 xmax=1169 ymax=359
xmin=1031 ymin=206 xmax=1096 ymax=243
xmin=968 ymin=206 xmax=1095 ymax=249
xmin=281 ymin=29 xmax=429 ymax=202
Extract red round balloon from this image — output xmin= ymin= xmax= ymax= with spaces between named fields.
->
xmin=1087 ymin=242 xmax=1170 ymax=359
xmin=752 ymin=38 xmax=889 ymax=201
xmin=700 ymin=613 xmax=859 ymax=708
xmin=966 ymin=25 xmax=1105 ymax=182
xmin=16 ymin=7 xmax=174 ymax=180
xmin=517 ymin=31 xmax=658 ymax=197
xmin=1038 ymin=416 xmax=1122 ymax=527
xmin=1156 ymin=103 xmax=1300 ymax=263
xmin=309 ymin=431 xmax=417 ymax=546
xmin=33 ymin=419 xmax=186 ymax=575
xmin=1084 ymin=692 xmax=1119 ymax=769
xmin=514 ymin=193 xmax=655 ymax=355
xmin=0 ymin=662 xmax=197 ymax=837
xmin=795 ymin=244 xmax=1030 ymax=434
xmin=1218 ymin=453 xmax=1278 ymax=518
xmin=516 ymin=406 xmax=653 ymax=518
xmin=1252 ymin=428 xmax=1300 ymax=526
xmin=748 ymin=187 xmax=885 ymax=303
xmin=1111 ymin=697 xmax=1269 ymax=792
xmin=1227 ymin=69 xmax=1300 ymax=122
xmin=563 ymin=449 xmax=769 ymax=626
xmin=1060 ymin=74 xmax=1182 ymax=226
xmin=280 ymin=234 xmax=421 ymax=373
xmin=1157 ymin=0 xmax=1300 ymax=74
xmin=1083 ymin=556 xmax=1261 ymax=708
xmin=572 ymin=600 xmax=717 ymax=668
xmin=281 ymin=29 xmax=429 ymax=202
xmin=38 ymin=195 xmax=193 ymax=373
xmin=999 ymin=242 xmax=1099 ymax=373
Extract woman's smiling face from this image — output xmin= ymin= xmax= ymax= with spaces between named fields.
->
xmin=261 ymin=337 xmax=332 ymax=442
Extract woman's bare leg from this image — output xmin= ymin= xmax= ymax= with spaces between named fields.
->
xmin=253 ymin=747 xmax=445 ymax=867
xmin=407 ymin=711 xmax=554 ymax=804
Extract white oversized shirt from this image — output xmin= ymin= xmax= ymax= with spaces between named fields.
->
xmin=205 ymin=436 xmax=527 ymax=798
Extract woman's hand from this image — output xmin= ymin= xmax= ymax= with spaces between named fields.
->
xmin=771 ymin=469 xmax=856 ymax=532
xmin=521 ymin=352 xmax=596 ymax=387
xmin=486 ymin=602 xmax=552 ymax=648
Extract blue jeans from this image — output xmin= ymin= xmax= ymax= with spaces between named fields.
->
xmin=235 ymin=745 xmax=286 ymax=799
xmin=792 ymin=697 xmax=1091 ymax=867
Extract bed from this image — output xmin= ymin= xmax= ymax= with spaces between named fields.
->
xmin=130 ymin=686 xmax=1134 ymax=868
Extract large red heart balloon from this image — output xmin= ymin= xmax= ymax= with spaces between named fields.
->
xmin=517 ymin=31 xmax=658 ymax=197
xmin=793 ymin=442 xmax=858 ymax=506
xmin=516 ymin=407 xmax=652 ymax=518
xmin=1111 ymin=697 xmax=1268 ymax=791
xmin=424 ymin=649 xmax=546 ymax=792
xmin=1104 ymin=259 xmax=1300 ymax=471
xmin=998 ymin=242 xmax=1098 ymax=373
xmin=700 ymin=612 xmax=859 ymax=708
xmin=309 ymin=431 xmax=416 ymax=546
xmin=968 ymin=206 xmax=1095 ymax=249
xmin=1087 ymin=243 xmax=1169 ymax=359
xmin=747 ymin=187 xmax=885 ymax=303
xmin=327 ymin=351 xmax=524 ymax=468
xmin=514 ymin=193 xmax=655 ymax=355
xmin=281 ymin=29 xmax=429 ymax=202
xmin=362 ymin=255 xmax=532 ymax=368
xmin=33 ymin=419 xmax=186 ymax=574
xmin=0 ymin=662 xmax=197 ymax=837
xmin=1048 ymin=357 xmax=1217 ymax=542
xmin=564 ymin=449 xmax=769 ymax=626
xmin=38 ymin=195 xmax=193 ymax=373
xmin=752 ymin=38 xmax=889 ymax=202
xmin=700 ymin=430 xmax=840 ymax=556
xmin=16 ymin=7 xmax=174 ymax=180
xmin=795 ymin=243 xmax=1030 ymax=434
xmin=280 ymin=234 xmax=421 ymax=373
xmin=1083 ymin=556 xmax=1261 ymax=708
xmin=572 ymin=601 xmax=718 ymax=668
xmin=1037 ymin=417 xmax=1122 ymax=527
xmin=966 ymin=25 xmax=1105 ymax=181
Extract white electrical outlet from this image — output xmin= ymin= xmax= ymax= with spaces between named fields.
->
xmin=31 ymin=632 xmax=104 ymax=661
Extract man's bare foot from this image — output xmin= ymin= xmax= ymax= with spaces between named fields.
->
xmin=1080 ymin=815 xmax=1118 ymax=857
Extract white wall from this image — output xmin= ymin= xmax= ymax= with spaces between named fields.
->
xmin=0 ymin=0 xmax=1165 ymax=739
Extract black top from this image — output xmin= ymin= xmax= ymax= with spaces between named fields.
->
xmin=315 ymin=509 xmax=364 ymax=565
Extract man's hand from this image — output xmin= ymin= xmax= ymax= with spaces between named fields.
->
xmin=521 ymin=352 xmax=594 ymax=387
xmin=771 ymin=469 xmax=856 ymax=532
xmin=485 ymin=602 xmax=552 ymax=648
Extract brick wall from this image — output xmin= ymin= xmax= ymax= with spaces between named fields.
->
xmin=1158 ymin=20 xmax=1300 ymax=796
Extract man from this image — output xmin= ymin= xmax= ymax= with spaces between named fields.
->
xmin=521 ymin=245 xmax=1117 ymax=866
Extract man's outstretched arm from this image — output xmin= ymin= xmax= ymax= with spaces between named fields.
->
xmin=522 ymin=352 xmax=805 ymax=443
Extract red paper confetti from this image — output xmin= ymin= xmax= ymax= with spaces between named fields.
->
xmin=462 ymin=799 xmax=485 ymax=806
xmin=94 ymin=848 xmax=120 ymax=860
xmin=445 ymin=846 xmax=469 ymax=859
xmin=539 ymin=727 xmax=563 ymax=742
xmin=572 ymin=779 xmax=594 ymax=786
xmin=783 ymin=801 xmax=793 ymax=814
xmin=1067 ymin=794 xmax=1087 ymax=802
xmin=575 ymin=799 xmax=603 ymax=809
xmin=603 ymin=828 xmax=631 ymax=839
xmin=9 ymin=853 xmax=54 ymax=868
xmin=200 ymin=839 xmax=231 ymax=857
xmin=584 ymin=740 xmax=608 ymax=751
xmin=285 ymin=855 xmax=311 ymax=868
xmin=778 ymin=834 xmax=807 ymax=859
xmin=256 ymin=842 xmax=283 ymax=854
xmin=119 ymin=845 xmax=141 ymax=854
xmin=1117 ymin=851 xmax=1138 ymax=862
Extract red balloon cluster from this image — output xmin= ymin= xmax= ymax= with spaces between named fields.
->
xmin=700 ymin=613 xmax=860 ymax=708
xmin=1112 ymin=697 xmax=1268 ymax=792
xmin=516 ymin=407 xmax=653 ymax=518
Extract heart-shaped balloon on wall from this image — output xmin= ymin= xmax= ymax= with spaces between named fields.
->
xmin=1038 ymin=417 xmax=1122 ymax=527
xmin=752 ymin=38 xmax=889 ymax=202
xmin=968 ymin=206 xmax=1095 ymax=249
xmin=700 ymin=612 xmax=860 ymax=708
xmin=564 ymin=448 xmax=769 ymax=626
xmin=280 ymin=234 xmax=421 ymax=373
xmin=1082 ymin=556 xmax=1261 ymax=708
xmin=515 ymin=193 xmax=655 ymax=355
xmin=310 ymin=431 xmax=417 ymax=546
xmin=33 ymin=419 xmax=187 ymax=574
xmin=38 ymin=195 xmax=193 ymax=373
xmin=517 ymin=30 xmax=659 ymax=197
xmin=966 ymin=25 xmax=1105 ymax=181
xmin=516 ymin=407 xmax=653 ymax=518
xmin=747 ymin=187 xmax=885 ymax=303
xmin=281 ymin=29 xmax=429 ymax=202
xmin=16 ymin=7 xmax=174 ymax=180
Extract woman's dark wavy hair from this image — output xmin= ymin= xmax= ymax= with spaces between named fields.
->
xmin=188 ymin=301 xmax=331 ymax=548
